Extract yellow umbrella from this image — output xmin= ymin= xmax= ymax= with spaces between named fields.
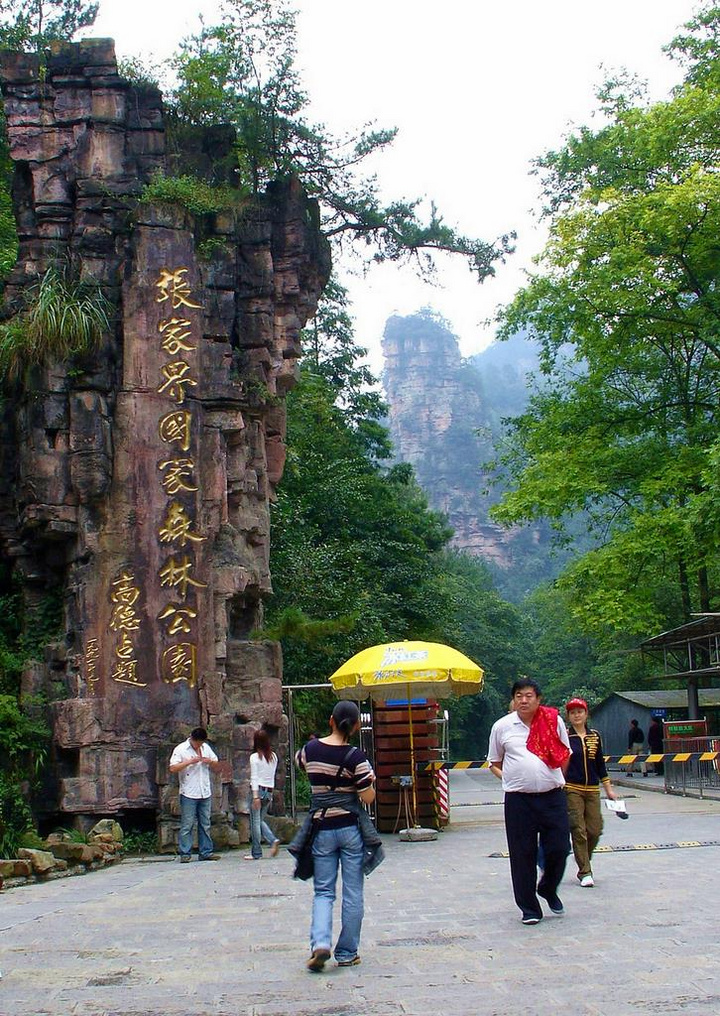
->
xmin=329 ymin=641 xmax=484 ymax=827
xmin=330 ymin=640 xmax=484 ymax=701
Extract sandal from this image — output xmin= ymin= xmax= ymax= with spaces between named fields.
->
xmin=270 ymin=840 xmax=280 ymax=857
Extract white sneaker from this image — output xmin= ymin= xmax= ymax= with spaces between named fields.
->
xmin=580 ymin=874 xmax=595 ymax=888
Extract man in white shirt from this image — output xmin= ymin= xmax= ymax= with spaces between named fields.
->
xmin=169 ymin=727 xmax=222 ymax=862
xmin=487 ymin=679 xmax=571 ymax=924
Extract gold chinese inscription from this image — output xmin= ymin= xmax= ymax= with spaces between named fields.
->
xmin=159 ymin=316 xmax=196 ymax=355
xmin=159 ymin=502 xmax=205 ymax=547
xmin=109 ymin=571 xmax=141 ymax=632
xmin=85 ymin=637 xmax=100 ymax=691
xmin=159 ymin=457 xmax=198 ymax=495
xmin=159 ymin=411 xmax=192 ymax=452
xmin=159 ymin=554 xmax=208 ymax=598
xmin=152 ymin=266 xmax=206 ymax=684
xmin=108 ymin=570 xmax=146 ymax=687
xmin=162 ymin=642 xmax=197 ymax=687
xmin=157 ymin=360 xmax=198 ymax=405
xmin=158 ymin=603 xmax=198 ymax=635
xmin=155 ymin=267 xmax=202 ymax=310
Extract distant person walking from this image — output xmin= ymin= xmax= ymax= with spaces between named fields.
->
xmin=647 ymin=716 xmax=664 ymax=776
xmin=487 ymin=677 xmax=571 ymax=925
xmin=627 ymin=719 xmax=647 ymax=776
xmin=245 ymin=729 xmax=281 ymax=861
xmin=564 ymin=698 xmax=618 ymax=887
xmin=169 ymin=727 xmax=222 ymax=862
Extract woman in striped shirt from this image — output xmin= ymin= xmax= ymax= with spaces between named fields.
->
xmin=296 ymin=700 xmax=375 ymax=972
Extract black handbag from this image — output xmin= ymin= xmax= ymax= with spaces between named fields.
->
xmin=292 ymin=745 xmax=356 ymax=881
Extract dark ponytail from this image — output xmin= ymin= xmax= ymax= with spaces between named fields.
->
xmin=331 ymin=700 xmax=360 ymax=741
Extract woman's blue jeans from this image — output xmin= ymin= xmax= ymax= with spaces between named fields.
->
xmin=179 ymin=794 xmax=213 ymax=859
xmin=310 ymin=824 xmax=364 ymax=962
xmin=249 ymin=789 xmax=277 ymax=858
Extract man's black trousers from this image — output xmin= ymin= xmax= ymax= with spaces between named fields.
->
xmin=504 ymin=787 xmax=570 ymax=919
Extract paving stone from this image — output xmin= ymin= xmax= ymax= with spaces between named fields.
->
xmin=2 ymin=773 xmax=720 ymax=1014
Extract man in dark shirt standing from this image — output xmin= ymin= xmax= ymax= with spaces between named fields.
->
xmin=627 ymin=718 xmax=647 ymax=776
xmin=647 ymin=716 xmax=664 ymax=776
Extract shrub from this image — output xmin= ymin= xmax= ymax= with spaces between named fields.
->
xmin=122 ymin=829 xmax=159 ymax=855
xmin=0 ymin=265 xmax=112 ymax=383
xmin=139 ymin=172 xmax=247 ymax=216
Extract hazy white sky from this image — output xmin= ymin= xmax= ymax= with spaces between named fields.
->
xmin=90 ymin=0 xmax=701 ymax=370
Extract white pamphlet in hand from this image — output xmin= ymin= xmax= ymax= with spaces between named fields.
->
xmin=604 ymin=798 xmax=626 ymax=812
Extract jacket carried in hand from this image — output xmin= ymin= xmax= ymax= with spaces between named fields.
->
xmin=288 ymin=791 xmax=385 ymax=878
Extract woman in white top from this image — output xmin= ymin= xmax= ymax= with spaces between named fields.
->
xmin=246 ymin=728 xmax=281 ymax=860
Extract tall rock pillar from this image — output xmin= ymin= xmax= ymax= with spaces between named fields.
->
xmin=0 ymin=40 xmax=330 ymax=845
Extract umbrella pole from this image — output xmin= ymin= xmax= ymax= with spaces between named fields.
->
xmin=407 ymin=689 xmax=418 ymax=826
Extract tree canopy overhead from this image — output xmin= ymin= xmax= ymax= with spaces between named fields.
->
xmin=165 ymin=0 xmax=512 ymax=279
xmin=0 ymin=0 xmax=98 ymax=51
xmin=492 ymin=3 xmax=720 ymax=640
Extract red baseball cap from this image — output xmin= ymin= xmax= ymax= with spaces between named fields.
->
xmin=566 ymin=697 xmax=588 ymax=712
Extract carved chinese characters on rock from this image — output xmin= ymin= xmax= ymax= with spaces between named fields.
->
xmin=85 ymin=637 xmax=100 ymax=693
xmin=109 ymin=570 xmax=146 ymax=687
xmin=92 ymin=265 xmax=208 ymax=696
xmin=155 ymin=267 xmax=206 ymax=690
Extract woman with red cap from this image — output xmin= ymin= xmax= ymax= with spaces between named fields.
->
xmin=564 ymin=697 xmax=618 ymax=887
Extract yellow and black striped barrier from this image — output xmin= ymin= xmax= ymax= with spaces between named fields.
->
xmin=420 ymin=751 xmax=720 ymax=772
xmin=489 ymin=839 xmax=720 ymax=858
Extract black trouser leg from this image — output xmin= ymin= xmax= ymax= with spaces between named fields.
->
xmin=504 ymin=792 xmax=542 ymax=918
xmin=537 ymin=787 xmax=570 ymax=896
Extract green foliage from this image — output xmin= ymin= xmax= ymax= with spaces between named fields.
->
xmin=303 ymin=278 xmax=390 ymax=460
xmin=0 ymin=693 xmax=48 ymax=758
xmin=166 ymin=0 xmax=508 ymax=278
xmin=431 ymin=551 xmax=527 ymax=757
xmin=0 ymin=572 xmax=58 ymax=857
xmin=493 ymin=6 xmax=720 ymax=641
xmin=122 ymin=829 xmax=158 ymax=855
xmin=56 ymin=826 xmax=87 ymax=843
xmin=139 ymin=172 xmax=248 ymax=216
xmin=0 ymin=0 xmax=98 ymax=52
xmin=0 ymin=696 xmax=49 ymax=857
xmin=196 ymin=236 xmax=233 ymax=261
xmin=117 ymin=55 xmax=163 ymax=89
xmin=18 ymin=827 xmax=46 ymax=849
xmin=0 ymin=265 xmax=112 ymax=383
xmin=265 ymin=281 xmax=533 ymax=756
xmin=291 ymin=767 xmax=312 ymax=810
xmin=267 ymin=290 xmax=454 ymax=697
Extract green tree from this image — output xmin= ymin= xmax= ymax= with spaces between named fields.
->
xmin=433 ymin=550 xmax=526 ymax=758
xmin=0 ymin=0 xmax=98 ymax=51
xmin=167 ymin=0 xmax=511 ymax=278
xmin=492 ymin=4 xmax=720 ymax=640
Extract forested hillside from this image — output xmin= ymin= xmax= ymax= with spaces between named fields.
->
xmin=381 ymin=309 xmax=586 ymax=600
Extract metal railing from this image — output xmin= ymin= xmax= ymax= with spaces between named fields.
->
xmin=663 ymin=737 xmax=720 ymax=798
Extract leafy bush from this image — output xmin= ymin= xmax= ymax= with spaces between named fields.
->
xmin=0 ymin=773 xmax=35 ymax=857
xmin=140 ymin=172 xmax=247 ymax=216
xmin=18 ymin=828 xmax=46 ymax=850
xmin=122 ymin=829 xmax=159 ymax=855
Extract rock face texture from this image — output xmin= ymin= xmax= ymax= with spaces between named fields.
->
xmin=382 ymin=312 xmax=518 ymax=566
xmin=0 ymin=40 xmax=330 ymax=846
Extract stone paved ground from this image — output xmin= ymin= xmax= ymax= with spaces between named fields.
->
xmin=2 ymin=771 xmax=720 ymax=1016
